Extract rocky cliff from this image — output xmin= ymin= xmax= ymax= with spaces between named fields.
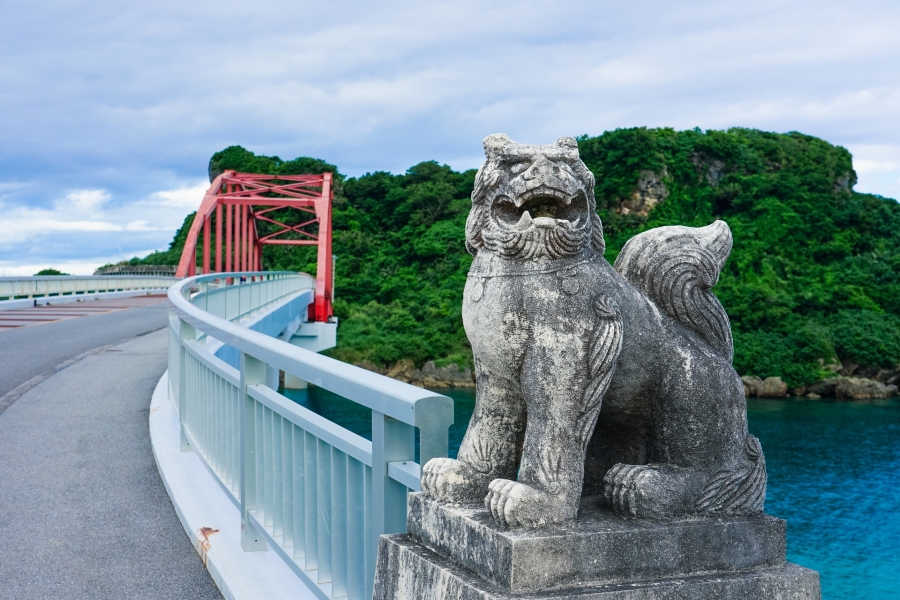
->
xmin=742 ymin=374 xmax=898 ymax=400
xmin=358 ymin=359 xmax=475 ymax=388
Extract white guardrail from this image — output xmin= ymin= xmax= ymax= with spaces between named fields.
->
xmin=0 ymin=275 xmax=175 ymax=300
xmin=167 ymin=271 xmax=454 ymax=600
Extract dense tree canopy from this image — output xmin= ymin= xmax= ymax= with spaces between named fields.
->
xmin=134 ymin=130 xmax=900 ymax=386
xmin=33 ymin=268 xmax=69 ymax=276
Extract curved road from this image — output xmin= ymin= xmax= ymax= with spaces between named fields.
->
xmin=0 ymin=300 xmax=171 ymax=402
xmin=0 ymin=303 xmax=223 ymax=599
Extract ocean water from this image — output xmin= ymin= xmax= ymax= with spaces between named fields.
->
xmin=284 ymin=386 xmax=900 ymax=600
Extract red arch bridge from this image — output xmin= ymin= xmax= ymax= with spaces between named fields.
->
xmin=0 ymin=170 xmax=454 ymax=600
xmin=175 ymin=171 xmax=334 ymax=322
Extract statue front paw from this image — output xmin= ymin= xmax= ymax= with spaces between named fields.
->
xmin=421 ymin=458 xmax=490 ymax=504
xmin=484 ymin=479 xmax=571 ymax=529
xmin=603 ymin=463 xmax=691 ymax=519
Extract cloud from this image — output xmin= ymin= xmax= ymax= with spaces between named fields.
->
xmin=0 ymin=256 xmax=160 ymax=277
xmin=1 ymin=0 xmax=900 ymax=273
xmin=63 ymin=189 xmax=111 ymax=211
xmin=0 ymin=181 xmax=208 ymax=270
xmin=125 ymin=220 xmax=159 ymax=231
xmin=150 ymin=181 xmax=211 ymax=209
xmin=850 ymin=145 xmax=900 ymax=174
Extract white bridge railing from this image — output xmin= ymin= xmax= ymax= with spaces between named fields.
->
xmin=168 ymin=271 xmax=454 ymax=600
xmin=0 ymin=275 xmax=175 ymax=300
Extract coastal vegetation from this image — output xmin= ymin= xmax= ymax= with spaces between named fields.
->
xmin=133 ymin=129 xmax=900 ymax=388
xmin=33 ymin=268 xmax=69 ymax=275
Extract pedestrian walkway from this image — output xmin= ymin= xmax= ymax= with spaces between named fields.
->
xmin=0 ymin=329 xmax=223 ymax=600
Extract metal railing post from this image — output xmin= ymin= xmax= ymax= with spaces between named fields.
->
xmin=168 ymin=313 xmax=179 ymax=402
xmin=240 ymin=352 xmax=268 ymax=551
xmin=371 ymin=411 xmax=415 ymax=560
xmin=179 ymin=320 xmax=196 ymax=452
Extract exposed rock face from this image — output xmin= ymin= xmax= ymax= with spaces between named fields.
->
xmin=806 ymin=377 xmax=839 ymax=397
xmin=359 ymin=359 xmax=476 ymax=388
xmin=834 ymin=172 xmax=853 ymax=194
xmin=690 ymin=153 xmax=726 ymax=187
xmin=616 ymin=168 xmax=668 ymax=216
xmin=387 ymin=360 xmax=475 ymax=388
xmin=741 ymin=376 xmax=788 ymax=398
xmin=805 ymin=376 xmax=898 ymax=399
xmin=422 ymin=134 xmax=765 ymax=529
xmin=842 ymin=361 xmax=900 ymax=385
xmin=835 ymin=377 xmax=899 ymax=400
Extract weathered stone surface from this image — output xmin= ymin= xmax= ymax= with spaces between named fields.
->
xmin=373 ymin=534 xmax=820 ymax=600
xmin=835 ymin=376 xmax=899 ymax=400
xmin=690 ymin=153 xmax=725 ymax=187
xmin=358 ymin=359 xmax=477 ymax=388
xmin=422 ymin=134 xmax=766 ymax=528
xmin=806 ymin=377 xmax=839 ymax=397
xmin=741 ymin=376 xmax=788 ymax=398
xmin=617 ymin=168 xmax=669 ymax=216
xmin=406 ymin=493 xmax=786 ymax=593
xmin=806 ymin=375 xmax=898 ymax=399
xmin=393 ymin=360 xmax=476 ymax=388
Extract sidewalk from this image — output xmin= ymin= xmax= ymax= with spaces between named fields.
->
xmin=0 ymin=329 xmax=222 ymax=600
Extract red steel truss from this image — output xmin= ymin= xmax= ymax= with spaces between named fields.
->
xmin=176 ymin=171 xmax=333 ymax=322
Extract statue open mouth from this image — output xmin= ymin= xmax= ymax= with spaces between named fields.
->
xmin=492 ymin=186 xmax=589 ymax=232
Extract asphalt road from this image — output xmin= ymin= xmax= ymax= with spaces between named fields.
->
xmin=0 ymin=323 xmax=223 ymax=598
xmin=0 ymin=302 xmax=170 ymax=402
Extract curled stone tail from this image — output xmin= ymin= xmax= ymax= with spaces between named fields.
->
xmin=695 ymin=435 xmax=767 ymax=515
xmin=614 ymin=220 xmax=734 ymax=361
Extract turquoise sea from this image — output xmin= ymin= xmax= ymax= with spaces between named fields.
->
xmin=283 ymin=386 xmax=900 ymax=600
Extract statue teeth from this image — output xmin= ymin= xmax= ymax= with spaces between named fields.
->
xmin=515 ymin=211 xmax=533 ymax=230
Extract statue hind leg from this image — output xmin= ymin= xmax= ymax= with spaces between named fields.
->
xmin=603 ymin=361 xmax=766 ymax=519
xmin=421 ymin=361 xmax=525 ymax=504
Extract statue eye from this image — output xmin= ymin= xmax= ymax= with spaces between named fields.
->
xmin=510 ymin=162 xmax=529 ymax=174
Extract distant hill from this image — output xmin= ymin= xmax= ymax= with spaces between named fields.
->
xmin=139 ymin=130 xmax=900 ymax=387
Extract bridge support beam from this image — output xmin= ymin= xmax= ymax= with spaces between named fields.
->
xmin=283 ymin=372 xmax=308 ymax=390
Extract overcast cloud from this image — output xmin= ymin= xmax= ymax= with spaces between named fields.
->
xmin=1 ymin=0 xmax=899 ymax=274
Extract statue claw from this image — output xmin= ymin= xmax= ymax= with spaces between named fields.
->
xmin=484 ymin=479 xmax=571 ymax=529
xmin=421 ymin=458 xmax=491 ymax=504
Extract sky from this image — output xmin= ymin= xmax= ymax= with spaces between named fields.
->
xmin=2 ymin=0 xmax=900 ymax=275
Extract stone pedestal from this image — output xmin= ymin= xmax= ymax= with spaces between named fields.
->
xmin=373 ymin=493 xmax=820 ymax=599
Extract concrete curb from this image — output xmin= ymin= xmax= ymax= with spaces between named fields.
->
xmin=0 ymin=289 xmax=168 ymax=311
xmin=149 ymin=372 xmax=318 ymax=600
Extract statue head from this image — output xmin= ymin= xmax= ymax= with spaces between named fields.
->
xmin=466 ymin=134 xmax=605 ymax=259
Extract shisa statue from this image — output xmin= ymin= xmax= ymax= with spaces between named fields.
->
xmin=374 ymin=135 xmax=818 ymax=600
xmin=421 ymin=134 xmax=766 ymax=528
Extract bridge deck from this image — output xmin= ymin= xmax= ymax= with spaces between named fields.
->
xmin=0 ymin=294 xmax=167 ymax=330
xmin=0 ymin=318 xmax=223 ymax=598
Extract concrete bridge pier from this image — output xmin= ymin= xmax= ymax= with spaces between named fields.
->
xmin=281 ymin=320 xmax=337 ymax=390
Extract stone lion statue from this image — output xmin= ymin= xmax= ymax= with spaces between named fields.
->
xmin=421 ymin=134 xmax=766 ymax=528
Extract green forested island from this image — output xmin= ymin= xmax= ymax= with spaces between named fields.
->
xmin=130 ymin=128 xmax=900 ymax=390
